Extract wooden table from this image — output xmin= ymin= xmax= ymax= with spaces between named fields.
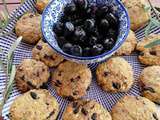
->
xmin=0 ymin=0 xmax=160 ymax=14
xmin=0 ymin=0 xmax=20 ymax=14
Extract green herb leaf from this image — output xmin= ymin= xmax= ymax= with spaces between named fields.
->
xmin=2 ymin=0 xmax=9 ymax=17
xmin=144 ymin=39 xmax=160 ymax=48
xmin=0 ymin=60 xmax=3 ymax=70
xmin=21 ymin=0 xmax=25 ymax=3
xmin=0 ymin=36 xmax=22 ymax=113
xmin=150 ymin=18 xmax=160 ymax=26
xmin=7 ymin=36 xmax=22 ymax=75
xmin=143 ymin=4 xmax=151 ymax=12
xmin=4 ymin=65 xmax=16 ymax=101
xmin=155 ymin=7 xmax=160 ymax=12
xmin=145 ymin=20 xmax=153 ymax=37
xmin=0 ymin=48 xmax=2 ymax=53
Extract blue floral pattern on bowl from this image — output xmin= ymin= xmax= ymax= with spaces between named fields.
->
xmin=42 ymin=0 xmax=130 ymax=64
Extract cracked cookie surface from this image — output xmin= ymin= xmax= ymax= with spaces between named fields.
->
xmin=122 ymin=0 xmax=150 ymax=30
xmin=115 ymin=30 xmax=137 ymax=55
xmin=62 ymin=99 xmax=112 ymax=120
xmin=32 ymin=40 xmax=64 ymax=67
xmin=10 ymin=89 xmax=59 ymax=120
xmin=15 ymin=59 xmax=50 ymax=92
xmin=51 ymin=61 xmax=92 ymax=100
xmin=96 ymin=57 xmax=134 ymax=93
xmin=140 ymin=66 xmax=160 ymax=104
xmin=136 ymin=34 xmax=160 ymax=65
xmin=15 ymin=12 xmax=41 ymax=44
xmin=111 ymin=95 xmax=159 ymax=120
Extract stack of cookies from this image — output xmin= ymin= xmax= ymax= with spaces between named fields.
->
xmin=8 ymin=0 xmax=160 ymax=120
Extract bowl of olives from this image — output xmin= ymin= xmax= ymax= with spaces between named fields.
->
xmin=42 ymin=0 xmax=130 ymax=64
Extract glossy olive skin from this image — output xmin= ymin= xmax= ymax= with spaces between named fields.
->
xmin=53 ymin=0 xmax=119 ymax=57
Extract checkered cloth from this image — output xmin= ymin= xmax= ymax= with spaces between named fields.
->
xmin=0 ymin=0 xmax=160 ymax=119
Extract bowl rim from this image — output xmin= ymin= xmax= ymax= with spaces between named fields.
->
xmin=41 ymin=0 xmax=130 ymax=61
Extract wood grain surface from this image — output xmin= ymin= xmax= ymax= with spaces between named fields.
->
xmin=0 ymin=0 xmax=160 ymax=14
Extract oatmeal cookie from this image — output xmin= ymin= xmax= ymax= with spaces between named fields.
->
xmin=15 ymin=59 xmax=50 ymax=92
xmin=96 ymin=57 xmax=134 ymax=93
xmin=10 ymin=89 xmax=59 ymax=120
xmin=51 ymin=61 xmax=92 ymax=100
xmin=15 ymin=12 xmax=41 ymax=44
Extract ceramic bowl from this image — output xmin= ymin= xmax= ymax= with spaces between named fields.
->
xmin=42 ymin=0 xmax=130 ymax=64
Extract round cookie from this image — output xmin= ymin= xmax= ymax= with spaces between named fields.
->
xmin=36 ymin=0 xmax=50 ymax=13
xmin=122 ymin=0 xmax=150 ymax=30
xmin=136 ymin=34 xmax=160 ymax=65
xmin=140 ymin=66 xmax=160 ymax=104
xmin=51 ymin=61 xmax=92 ymax=100
xmin=96 ymin=57 xmax=134 ymax=93
xmin=115 ymin=30 xmax=137 ymax=55
xmin=32 ymin=40 xmax=64 ymax=67
xmin=15 ymin=59 xmax=50 ymax=92
xmin=15 ymin=12 xmax=41 ymax=44
xmin=10 ymin=89 xmax=59 ymax=120
xmin=111 ymin=95 xmax=159 ymax=120
xmin=62 ymin=99 xmax=112 ymax=120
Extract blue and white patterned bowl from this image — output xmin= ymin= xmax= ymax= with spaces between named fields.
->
xmin=42 ymin=0 xmax=130 ymax=64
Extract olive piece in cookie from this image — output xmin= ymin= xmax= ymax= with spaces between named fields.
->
xmin=136 ymin=34 xmax=160 ymax=65
xmin=10 ymin=89 xmax=59 ymax=120
xmin=140 ymin=66 xmax=160 ymax=104
xmin=96 ymin=57 xmax=134 ymax=93
xmin=62 ymin=99 xmax=112 ymax=120
xmin=32 ymin=40 xmax=64 ymax=67
xmin=15 ymin=12 xmax=41 ymax=44
xmin=15 ymin=59 xmax=50 ymax=92
xmin=111 ymin=95 xmax=159 ymax=120
xmin=122 ymin=0 xmax=150 ymax=30
xmin=30 ymin=92 xmax=38 ymax=99
xmin=51 ymin=61 xmax=92 ymax=100
xmin=91 ymin=113 xmax=97 ymax=120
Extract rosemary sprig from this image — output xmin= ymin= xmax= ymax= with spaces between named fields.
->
xmin=144 ymin=0 xmax=160 ymax=48
xmin=7 ymin=36 xmax=22 ymax=75
xmin=21 ymin=0 xmax=25 ymax=3
xmin=144 ymin=1 xmax=160 ymax=37
xmin=145 ymin=39 xmax=160 ymax=48
xmin=0 ymin=0 xmax=10 ymax=37
xmin=155 ymin=7 xmax=160 ymax=12
xmin=0 ymin=36 xmax=22 ymax=117
xmin=147 ymin=0 xmax=160 ymax=20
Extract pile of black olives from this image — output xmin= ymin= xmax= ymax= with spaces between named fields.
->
xmin=53 ymin=0 xmax=119 ymax=57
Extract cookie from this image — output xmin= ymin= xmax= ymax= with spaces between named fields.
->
xmin=36 ymin=0 xmax=50 ymax=13
xmin=122 ymin=0 xmax=150 ymax=30
xmin=32 ymin=40 xmax=64 ymax=67
xmin=115 ymin=30 xmax=137 ymax=55
xmin=51 ymin=61 xmax=92 ymax=100
xmin=62 ymin=99 xmax=112 ymax=120
xmin=96 ymin=57 xmax=134 ymax=93
xmin=10 ymin=89 xmax=59 ymax=120
xmin=136 ymin=34 xmax=160 ymax=65
xmin=15 ymin=12 xmax=41 ymax=44
xmin=15 ymin=59 xmax=50 ymax=92
xmin=111 ymin=95 xmax=159 ymax=120
xmin=140 ymin=66 xmax=160 ymax=104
